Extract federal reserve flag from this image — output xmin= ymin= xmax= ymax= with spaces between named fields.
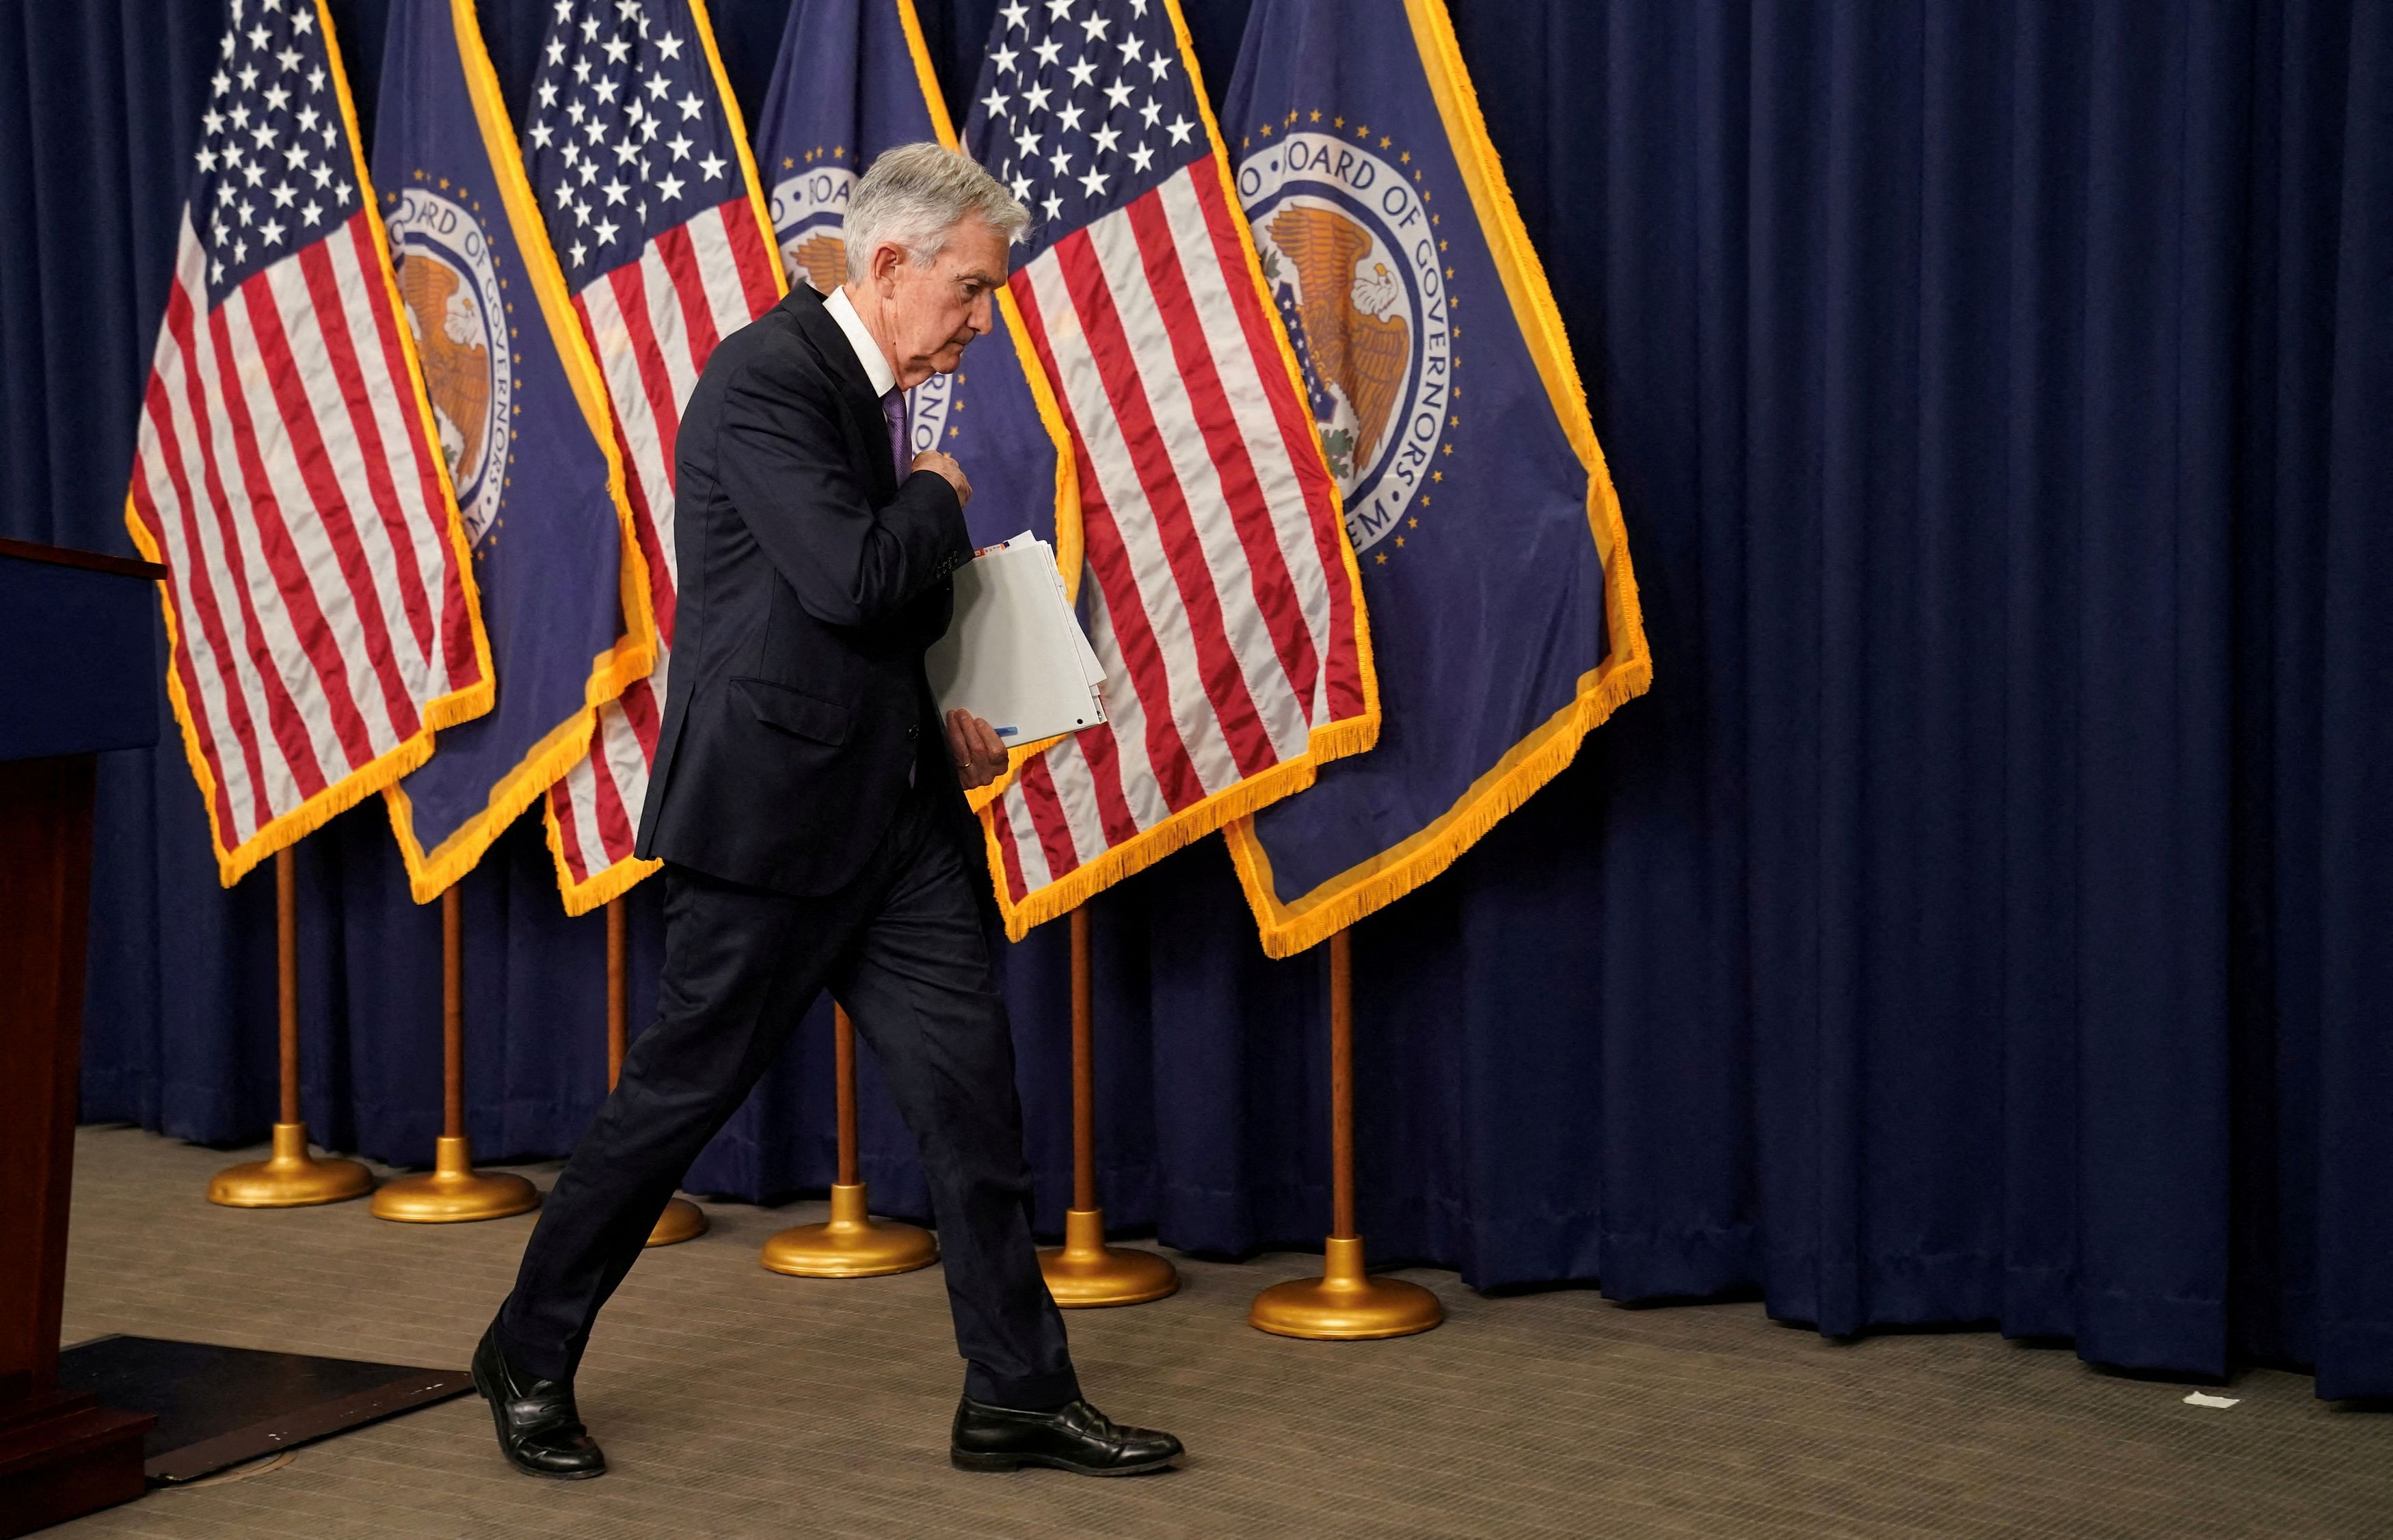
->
xmin=376 ymin=0 xmax=652 ymax=902
xmin=1220 ymin=0 xmax=1651 ymax=958
xmin=958 ymin=0 xmax=1379 ymax=939
xmin=753 ymin=0 xmax=1071 ymax=551
xmin=123 ymin=0 xmax=492 ymax=887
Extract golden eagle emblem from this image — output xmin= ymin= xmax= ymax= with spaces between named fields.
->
xmin=788 ymin=233 xmax=847 ymax=296
xmin=1267 ymin=204 xmax=1408 ymax=470
xmin=395 ymin=255 xmax=490 ymax=491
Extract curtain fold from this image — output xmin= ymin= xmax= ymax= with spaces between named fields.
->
xmin=6 ymin=0 xmax=2387 ymax=1396
xmin=2313 ymin=0 xmax=2393 ymax=1403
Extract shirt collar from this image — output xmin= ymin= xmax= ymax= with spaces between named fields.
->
xmin=823 ymin=284 xmax=898 ymax=398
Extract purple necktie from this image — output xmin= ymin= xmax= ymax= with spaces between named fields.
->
xmin=881 ymin=388 xmax=908 ymax=482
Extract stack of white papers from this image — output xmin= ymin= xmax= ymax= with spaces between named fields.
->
xmin=925 ymin=532 xmax=1107 ymax=748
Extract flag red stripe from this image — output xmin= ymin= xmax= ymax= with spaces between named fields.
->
xmin=1073 ymin=720 xmax=1143 ymax=848
xmin=1065 ymin=457 xmax=1201 ymax=811
xmin=137 ymin=321 xmax=256 ymax=830
xmin=199 ymin=298 xmax=343 ymax=796
xmin=652 ymin=225 xmax=723 ymax=383
xmin=299 ymin=230 xmax=433 ymax=670
xmin=716 ymin=200 xmax=781 ymax=319
xmin=602 ymin=267 xmax=687 ymax=634
xmin=248 ymin=267 xmax=423 ymax=743
xmin=573 ymin=292 xmax=678 ymax=645
xmin=130 ymin=435 xmax=245 ymax=842
xmin=589 ymin=723 xmax=637 ymax=859
xmin=1183 ymin=163 xmax=1363 ymax=719
xmin=1121 ymin=191 xmax=1320 ymax=716
xmin=1052 ymin=226 xmax=1279 ymax=783
xmin=626 ymin=472 xmax=676 ymax=645
xmin=606 ymin=261 xmax=684 ymax=484
xmin=617 ymin=673 xmax=660 ymax=755
xmin=160 ymin=283 xmax=280 ymax=830
xmin=1009 ymin=271 xmax=1208 ymax=811
xmin=991 ymin=797 xmax=1031 ymax=903
xmin=1015 ymin=753 xmax=1082 ymax=878
xmin=551 ymin=775 xmax=589 ymax=882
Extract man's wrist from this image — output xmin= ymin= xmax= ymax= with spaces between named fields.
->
xmin=908 ymin=464 xmax=964 ymax=512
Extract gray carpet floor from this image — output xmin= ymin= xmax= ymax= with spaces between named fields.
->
xmin=44 ymin=1126 xmax=2393 ymax=1539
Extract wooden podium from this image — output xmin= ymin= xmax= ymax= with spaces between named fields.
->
xmin=0 ymin=539 xmax=163 ymax=1535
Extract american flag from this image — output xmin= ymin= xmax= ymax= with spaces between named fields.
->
xmin=124 ymin=0 xmax=491 ymax=887
xmin=959 ymin=0 xmax=1376 ymax=936
xmin=526 ymin=0 xmax=784 ymax=914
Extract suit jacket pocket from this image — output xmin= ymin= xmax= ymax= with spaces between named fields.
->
xmin=732 ymin=676 xmax=854 ymax=745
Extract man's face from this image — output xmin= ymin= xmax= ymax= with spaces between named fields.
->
xmin=873 ymin=221 xmax=1009 ymax=390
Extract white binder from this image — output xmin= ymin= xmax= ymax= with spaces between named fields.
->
xmin=925 ymin=533 xmax=1107 ymax=748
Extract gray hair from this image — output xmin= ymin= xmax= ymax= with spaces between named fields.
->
xmin=844 ymin=143 xmax=1030 ymax=282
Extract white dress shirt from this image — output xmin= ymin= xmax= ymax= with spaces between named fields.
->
xmin=823 ymin=284 xmax=898 ymax=398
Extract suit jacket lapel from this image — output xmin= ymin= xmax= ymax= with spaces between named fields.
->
xmin=780 ymin=284 xmax=897 ymax=504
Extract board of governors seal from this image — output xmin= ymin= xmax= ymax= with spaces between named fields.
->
xmin=1238 ymin=132 xmax=1450 ymax=557
xmin=768 ymin=161 xmax=954 ymax=456
xmin=386 ymin=187 xmax=511 ymax=548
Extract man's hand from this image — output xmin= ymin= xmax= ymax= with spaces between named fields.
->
xmin=946 ymin=709 xmax=1008 ymax=789
xmin=911 ymin=450 xmax=972 ymax=507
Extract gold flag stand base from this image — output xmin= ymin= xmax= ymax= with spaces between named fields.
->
xmin=375 ymin=889 xmax=539 ymax=1223
xmin=647 ymin=1196 xmax=708 ymax=1247
xmin=1249 ymin=1236 xmax=1444 ymax=1340
xmin=1250 ymin=932 xmax=1443 ymax=1341
xmin=1038 ymin=1208 xmax=1179 ymax=1307
xmin=760 ymin=1183 xmax=938 ymax=1277
xmin=212 ymin=853 xmax=371 ymax=1208
xmin=1038 ymin=911 xmax=1178 ymax=1309
xmin=370 ymin=1135 xmax=539 ymax=1223
xmin=207 ymin=1122 xmax=374 ymax=1208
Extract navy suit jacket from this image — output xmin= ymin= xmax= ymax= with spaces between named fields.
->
xmin=634 ymin=282 xmax=976 ymax=896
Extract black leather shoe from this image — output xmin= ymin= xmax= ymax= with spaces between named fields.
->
xmin=470 ymin=1323 xmax=606 ymax=1479
xmin=950 ymin=1396 xmax=1183 ymax=1476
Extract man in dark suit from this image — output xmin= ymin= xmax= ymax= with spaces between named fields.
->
xmin=470 ymin=145 xmax=1180 ymax=1481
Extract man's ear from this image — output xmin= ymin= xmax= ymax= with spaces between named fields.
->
xmin=870 ymin=240 xmax=907 ymax=292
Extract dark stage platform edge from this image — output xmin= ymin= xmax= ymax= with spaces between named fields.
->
xmin=56 ymin=1336 xmax=471 ymax=1485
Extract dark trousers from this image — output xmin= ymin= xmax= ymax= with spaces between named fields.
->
xmin=494 ymin=785 xmax=1079 ymax=1409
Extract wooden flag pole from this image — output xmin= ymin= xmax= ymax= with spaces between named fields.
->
xmin=371 ymin=884 xmax=537 ymax=1222
xmin=609 ymin=897 xmax=706 ymax=1245
xmin=1037 ymin=905 xmax=1177 ymax=1306
xmin=1249 ymin=928 xmax=1442 ymax=1338
xmin=760 ymin=1003 xmax=937 ymax=1277
xmin=208 ymin=847 xmax=375 ymax=1206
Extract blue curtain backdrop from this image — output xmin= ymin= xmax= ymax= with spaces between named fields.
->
xmin=3 ymin=0 xmax=2388 ymax=1399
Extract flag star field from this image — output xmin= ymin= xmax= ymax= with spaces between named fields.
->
xmin=522 ymin=0 xmax=749 ymax=288
xmin=190 ymin=0 xmax=358 ymax=298
xmin=962 ymin=0 xmax=1203 ymax=256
